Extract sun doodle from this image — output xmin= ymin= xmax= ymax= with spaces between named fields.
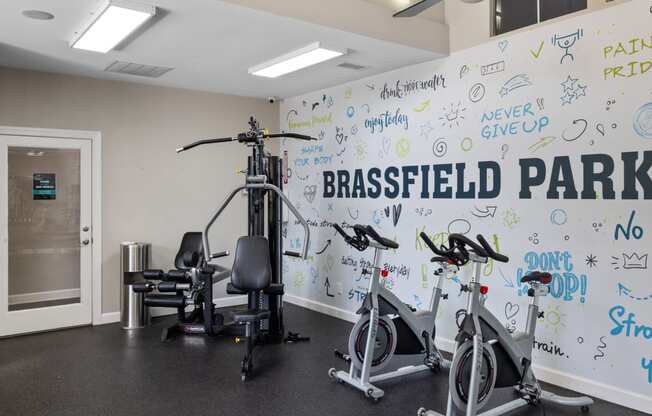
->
xmin=439 ymin=101 xmax=467 ymax=128
xmin=354 ymin=138 xmax=368 ymax=161
xmin=543 ymin=305 xmax=567 ymax=334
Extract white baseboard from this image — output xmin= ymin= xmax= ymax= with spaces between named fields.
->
xmin=532 ymin=361 xmax=651 ymax=414
xmin=286 ymin=294 xmax=651 ymax=415
xmin=94 ymin=296 xmax=248 ymax=326
xmin=8 ymin=288 xmax=81 ymax=305
xmin=285 ymin=294 xmax=357 ymax=323
xmin=96 ymin=311 xmax=120 ymax=325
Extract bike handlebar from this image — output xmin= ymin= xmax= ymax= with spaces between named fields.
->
xmin=420 ymin=232 xmax=508 ymax=265
xmin=358 ymin=225 xmax=399 ymax=249
xmin=420 ymin=232 xmax=468 ymax=266
xmin=476 ymin=234 xmax=509 ymax=263
xmin=448 ymin=234 xmax=488 ymax=257
xmin=332 ymin=224 xmax=350 ymax=240
xmin=332 ymin=224 xmax=398 ymax=251
xmin=420 ymin=232 xmax=447 ymax=256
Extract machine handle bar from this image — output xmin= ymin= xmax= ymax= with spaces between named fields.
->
xmin=177 ymin=132 xmax=317 ymax=153
xmin=176 ymin=136 xmax=236 ymax=153
xmin=265 ymin=133 xmax=316 ymax=141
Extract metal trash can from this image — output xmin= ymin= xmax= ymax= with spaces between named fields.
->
xmin=120 ymin=242 xmax=151 ymax=329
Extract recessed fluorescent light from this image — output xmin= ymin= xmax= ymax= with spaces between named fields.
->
xmin=249 ymin=42 xmax=345 ymax=78
xmin=71 ymin=0 xmax=156 ymax=53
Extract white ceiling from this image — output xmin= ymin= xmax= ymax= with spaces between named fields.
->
xmin=0 ymin=0 xmax=444 ymax=98
xmin=364 ymin=0 xmax=446 ymax=22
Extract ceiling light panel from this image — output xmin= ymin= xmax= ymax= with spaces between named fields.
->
xmin=249 ymin=42 xmax=345 ymax=78
xmin=71 ymin=0 xmax=156 ymax=53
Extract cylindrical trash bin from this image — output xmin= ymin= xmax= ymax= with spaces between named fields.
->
xmin=120 ymin=242 xmax=151 ymax=329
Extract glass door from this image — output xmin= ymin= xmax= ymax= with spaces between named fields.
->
xmin=0 ymin=136 xmax=92 ymax=337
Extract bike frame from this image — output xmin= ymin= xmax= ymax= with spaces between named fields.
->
xmin=332 ymin=241 xmax=451 ymax=399
xmin=426 ymin=253 xmax=593 ymax=416
xmin=452 ymin=254 xmax=538 ymax=416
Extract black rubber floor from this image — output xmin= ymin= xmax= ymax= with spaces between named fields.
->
xmin=0 ymin=304 xmax=645 ymax=416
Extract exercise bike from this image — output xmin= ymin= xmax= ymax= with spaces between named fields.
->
xmin=328 ymin=224 xmax=454 ymax=401
xmin=418 ymin=233 xmax=593 ymax=416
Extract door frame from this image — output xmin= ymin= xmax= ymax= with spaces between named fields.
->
xmin=0 ymin=126 xmax=103 ymax=326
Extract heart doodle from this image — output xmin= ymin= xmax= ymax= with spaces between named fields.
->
xmin=392 ymin=204 xmax=402 ymax=227
xmin=303 ymin=185 xmax=317 ymax=203
xmin=505 ymin=302 xmax=520 ymax=320
xmin=335 ymin=127 xmax=348 ymax=145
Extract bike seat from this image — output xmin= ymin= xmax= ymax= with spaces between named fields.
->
xmin=520 ymin=271 xmax=552 ymax=284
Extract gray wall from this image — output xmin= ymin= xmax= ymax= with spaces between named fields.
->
xmin=0 ymin=67 xmax=279 ymax=313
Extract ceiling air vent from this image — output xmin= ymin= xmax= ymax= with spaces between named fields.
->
xmin=104 ymin=61 xmax=174 ymax=78
xmin=337 ymin=62 xmax=367 ymax=70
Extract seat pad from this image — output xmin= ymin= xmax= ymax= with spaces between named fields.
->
xmin=227 ymin=283 xmax=284 ymax=295
xmin=231 ymin=309 xmax=270 ymax=323
xmin=520 ymin=271 xmax=552 ymax=284
xmin=226 ymin=282 xmax=247 ymax=295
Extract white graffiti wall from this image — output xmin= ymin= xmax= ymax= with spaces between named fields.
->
xmin=280 ymin=1 xmax=651 ymax=410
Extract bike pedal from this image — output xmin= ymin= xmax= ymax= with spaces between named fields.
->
xmin=334 ymin=349 xmax=351 ymax=362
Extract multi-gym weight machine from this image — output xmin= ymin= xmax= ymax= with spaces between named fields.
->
xmin=135 ymin=117 xmax=314 ymax=378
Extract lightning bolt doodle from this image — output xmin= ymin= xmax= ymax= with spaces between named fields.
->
xmin=529 ymin=136 xmax=557 ymax=152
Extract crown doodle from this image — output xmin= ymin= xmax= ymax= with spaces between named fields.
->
xmin=622 ymin=253 xmax=648 ymax=270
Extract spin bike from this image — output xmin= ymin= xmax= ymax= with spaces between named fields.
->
xmin=418 ymin=233 xmax=593 ymax=416
xmin=328 ymin=224 xmax=455 ymax=401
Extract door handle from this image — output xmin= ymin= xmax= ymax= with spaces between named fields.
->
xmin=81 ymin=239 xmax=90 ymax=246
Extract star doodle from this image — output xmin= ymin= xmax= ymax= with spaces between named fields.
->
xmin=560 ymin=75 xmax=587 ymax=105
xmin=420 ymin=122 xmax=435 ymax=138
xmin=561 ymin=92 xmax=574 ymax=106
xmin=574 ymin=84 xmax=587 ymax=98
xmin=561 ymin=75 xmax=578 ymax=92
